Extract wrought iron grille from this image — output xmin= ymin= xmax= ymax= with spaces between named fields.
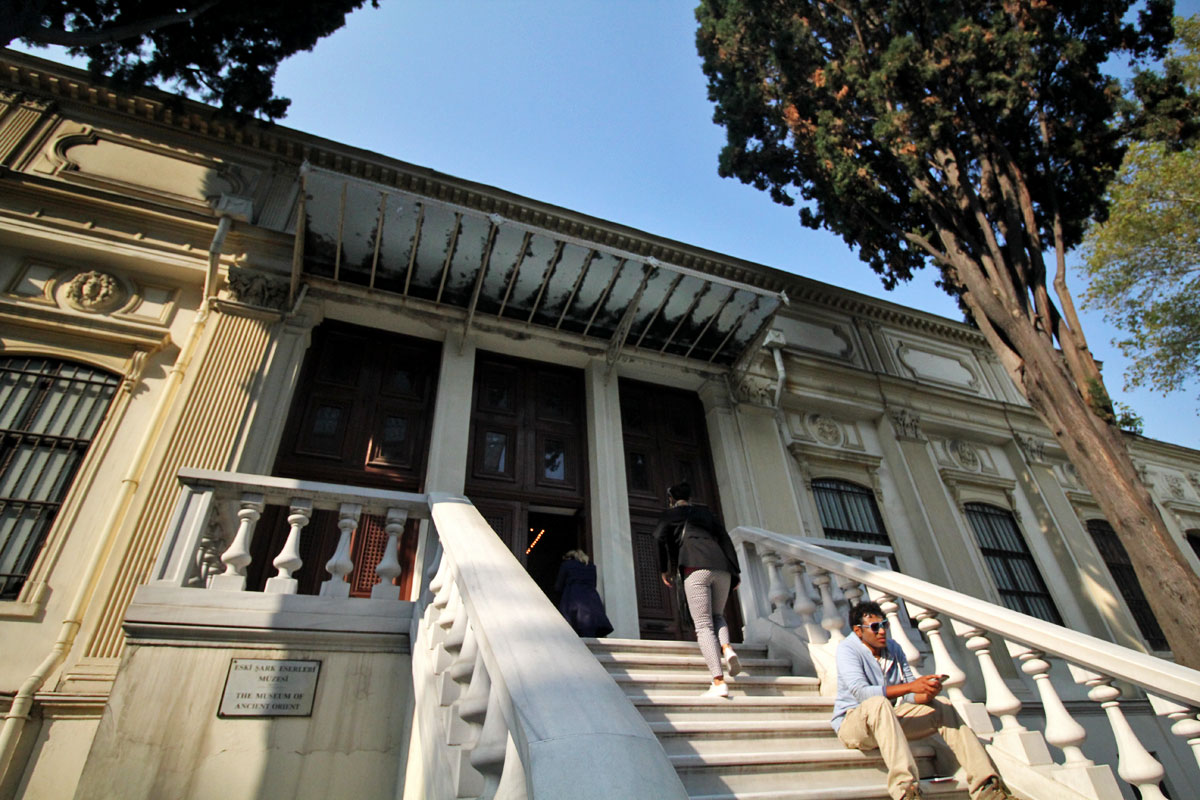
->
xmin=0 ymin=357 xmax=119 ymax=600
xmin=1086 ymin=519 xmax=1169 ymax=652
xmin=811 ymin=478 xmax=897 ymax=568
xmin=963 ymin=502 xmax=1062 ymax=624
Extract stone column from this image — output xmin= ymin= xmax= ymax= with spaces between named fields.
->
xmin=413 ymin=332 xmax=477 ymax=599
xmin=584 ymin=360 xmax=638 ymax=638
xmin=873 ymin=407 xmax=962 ymax=587
xmin=698 ymin=379 xmax=760 ymax=530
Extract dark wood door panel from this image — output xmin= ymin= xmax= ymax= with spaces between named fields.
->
xmin=265 ymin=321 xmax=441 ymax=597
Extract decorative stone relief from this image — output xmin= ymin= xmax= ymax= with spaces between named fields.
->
xmin=812 ymin=414 xmax=843 ymax=446
xmin=1188 ymin=473 xmax=1200 ymax=495
xmin=226 ymin=268 xmax=289 ymax=311
xmin=950 ymin=439 xmax=981 ymax=471
xmin=1014 ymin=433 xmax=1047 ymax=464
xmin=1166 ymin=475 xmax=1186 ymax=499
xmin=64 ymin=269 xmax=126 ymax=313
xmin=887 ymin=408 xmax=924 ymax=442
xmin=734 ymin=375 xmax=775 ymax=407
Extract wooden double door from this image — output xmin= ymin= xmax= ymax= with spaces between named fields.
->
xmin=620 ymin=379 xmax=738 ymax=641
xmin=249 ymin=321 xmax=440 ymax=597
xmin=465 ymin=352 xmax=589 ymax=599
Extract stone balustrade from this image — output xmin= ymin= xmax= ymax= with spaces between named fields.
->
xmin=731 ymin=525 xmax=1200 ymax=800
xmin=411 ymin=493 xmax=687 ymax=800
xmin=148 ymin=467 xmax=430 ymax=599
xmin=136 ymin=470 xmax=686 ymax=800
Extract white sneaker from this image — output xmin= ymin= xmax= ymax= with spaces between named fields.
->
xmin=723 ymin=649 xmax=742 ymax=676
xmin=702 ymin=681 xmax=729 ymax=698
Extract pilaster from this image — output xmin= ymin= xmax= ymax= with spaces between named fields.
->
xmin=584 ymin=360 xmax=638 ymax=638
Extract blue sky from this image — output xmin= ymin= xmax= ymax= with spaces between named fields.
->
xmin=14 ymin=1 xmax=1200 ymax=446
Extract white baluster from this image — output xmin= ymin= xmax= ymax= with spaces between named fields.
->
xmin=1147 ymin=694 xmax=1200 ymax=773
xmin=319 ymin=502 xmax=361 ymax=598
xmin=763 ymin=549 xmax=791 ymax=610
xmin=1070 ymin=666 xmax=1168 ymax=800
xmin=836 ymin=572 xmax=867 ymax=610
xmin=470 ymin=683 xmax=510 ymax=796
xmin=210 ymin=493 xmax=265 ymax=591
xmin=423 ymin=560 xmax=453 ymax=634
xmin=908 ymin=604 xmax=992 ymax=733
xmin=453 ymin=648 xmax=489 ymax=798
xmin=431 ymin=583 xmax=462 ymax=664
xmin=264 ymin=498 xmax=312 ymax=594
xmin=1006 ymin=642 xmax=1089 ymax=764
xmin=494 ymin=732 xmax=529 ymax=800
xmin=446 ymin=625 xmax=479 ymax=745
xmin=786 ymin=559 xmax=827 ymax=642
xmin=438 ymin=605 xmax=469 ymax=694
xmin=868 ymin=588 xmax=921 ymax=668
xmin=951 ymin=621 xmax=1053 ymax=766
xmin=371 ymin=507 xmax=409 ymax=600
xmin=809 ymin=567 xmax=844 ymax=642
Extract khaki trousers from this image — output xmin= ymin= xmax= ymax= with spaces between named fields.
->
xmin=836 ymin=696 xmax=997 ymax=800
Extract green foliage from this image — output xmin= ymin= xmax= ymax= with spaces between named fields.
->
xmin=1115 ymin=401 xmax=1146 ymax=434
xmin=695 ymin=0 xmax=1174 ymax=292
xmin=1082 ymin=18 xmax=1200 ymax=398
xmin=1082 ymin=141 xmax=1200 ymax=395
xmin=3 ymin=0 xmax=378 ymax=119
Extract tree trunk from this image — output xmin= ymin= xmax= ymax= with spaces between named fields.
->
xmin=1001 ymin=308 xmax=1200 ymax=668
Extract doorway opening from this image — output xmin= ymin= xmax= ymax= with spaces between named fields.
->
xmin=525 ymin=508 xmax=583 ymax=601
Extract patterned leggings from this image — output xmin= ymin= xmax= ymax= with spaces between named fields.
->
xmin=684 ymin=569 xmax=732 ymax=679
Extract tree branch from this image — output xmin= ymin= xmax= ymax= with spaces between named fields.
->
xmin=22 ymin=1 xmax=221 ymax=48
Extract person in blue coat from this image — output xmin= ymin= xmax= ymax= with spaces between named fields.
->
xmin=554 ymin=550 xmax=613 ymax=638
xmin=832 ymin=601 xmax=1013 ymax=800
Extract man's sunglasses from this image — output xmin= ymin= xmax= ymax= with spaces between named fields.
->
xmin=856 ymin=621 xmax=889 ymax=633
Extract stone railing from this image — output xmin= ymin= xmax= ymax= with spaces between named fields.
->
xmin=411 ymin=494 xmax=686 ymax=800
xmin=147 ymin=467 xmax=428 ymax=598
xmin=731 ymin=525 xmax=1200 ymax=800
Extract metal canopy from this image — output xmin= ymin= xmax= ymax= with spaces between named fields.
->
xmin=298 ymin=167 xmax=784 ymax=367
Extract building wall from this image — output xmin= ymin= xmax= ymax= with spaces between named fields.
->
xmin=75 ymin=644 xmax=413 ymax=800
xmin=2 ymin=52 xmax=1199 ymax=799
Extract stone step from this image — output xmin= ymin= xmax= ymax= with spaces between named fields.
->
xmin=650 ymin=719 xmax=841 ymax=755
xmin=633 ymin=695 xmax=834 ymax=723
xmin=614 ymin=672 xmax=820 ymax=698
xmin=670 ymin=744 xmax=942 ymax=798
xmin=586 ymin=636 xmax=770 ymax=658
xmin=684 ymin=776 xmax=971 ymax=800
xmin=593 ymin=651 xmax=794 ymax=676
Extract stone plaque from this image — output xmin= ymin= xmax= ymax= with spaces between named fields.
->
xmin=218 ymin=658 xmax=321 ymax=717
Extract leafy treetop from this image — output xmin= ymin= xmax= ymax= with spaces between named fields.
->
xmin=3 ymin=0 xmax=378 ymax=119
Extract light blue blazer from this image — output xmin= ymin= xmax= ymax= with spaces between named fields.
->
xmin=830 ymin=634 xmax=916 ymax=732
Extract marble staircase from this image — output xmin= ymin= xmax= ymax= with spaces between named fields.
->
xmin=589 ymin=637 xmax=973 ymax=800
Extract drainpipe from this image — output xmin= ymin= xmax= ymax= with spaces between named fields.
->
xmin=0 ymin=217 xmax=226 ymax=786
xmin=763 ymin=329 xmax=788 ymax=408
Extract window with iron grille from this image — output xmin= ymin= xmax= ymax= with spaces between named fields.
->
xmin=963 ymin=503 xmax=1062 ymax=624
xmin=0 ymin=357 xmax=119 ymax=600
xmin=811 ymin=478 xmax=897 ymax=568
xmin=1086 ymin=519 xmax=1169 ymax=651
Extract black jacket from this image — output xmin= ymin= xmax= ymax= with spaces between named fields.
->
xmin=652 ymin=504 xmax=740 ymax=578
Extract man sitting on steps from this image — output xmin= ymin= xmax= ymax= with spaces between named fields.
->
xmin=831 ymin=601 xmax=1016 ymax=800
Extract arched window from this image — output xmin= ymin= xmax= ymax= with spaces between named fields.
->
xmin=811 ymin=478 xmax=896 ymax=567
xmin=0 ymin=357 xmax=119 ymax=599
xmin=963 ymin=502 xmax=1062 ymax=624
xmin=1187 ymin=530 xmax=1200 ymax=565
xmin=1087 ymin=519 xmax=1169 ymax=651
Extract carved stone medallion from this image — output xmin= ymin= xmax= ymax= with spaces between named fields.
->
xmin=65 ymin=270 xmax=125 ymax=313
xmin=951 ymin=439 xmax=980 ymax=471
xmin=811 ymin=414 xmax=843 ymax=446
